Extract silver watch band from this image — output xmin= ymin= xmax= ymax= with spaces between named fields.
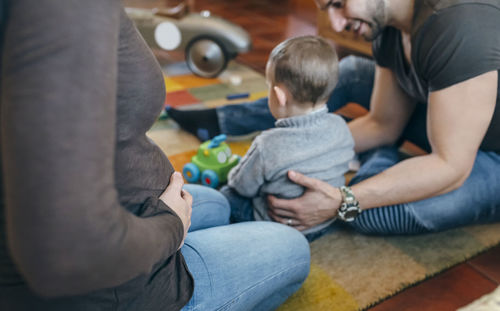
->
xmin=338 ymin=186 xmax=361 ymax=222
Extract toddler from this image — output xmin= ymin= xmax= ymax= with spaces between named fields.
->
xmin=221 ymin=35 xmax=355 ymax=240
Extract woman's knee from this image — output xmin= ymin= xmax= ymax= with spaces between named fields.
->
xmin=185 ymin=222 xmax=310 ymax=280
xmin=254 ymin=222 xmax=311 ymax=279
xmin=235 ymin=222 xmax=310 ymax=265
xmin=181 ymin=222 xmax=310 ymax=311
xmin=184 ymin=184 xmax=230 ymax=230
xmin=184 ymin=184 xmax=230 ymax=213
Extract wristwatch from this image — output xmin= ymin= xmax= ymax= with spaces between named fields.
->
xmin=338 ymin=186 xmax=362 ymax=222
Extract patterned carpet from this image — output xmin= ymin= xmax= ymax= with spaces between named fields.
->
xmin=147 ymin=60 xmax=264 ymax=158
xmin=278 ymin=224 xmax=500 ymax=310
xmin=148 ymin=61 xmax=500 ymax=311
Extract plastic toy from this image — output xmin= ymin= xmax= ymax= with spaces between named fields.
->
xmin=125 ymin=4 xmax=252 ymax=78
xmin=226 ymin=93 xmax=250 ymax=100
xmin=183 ymin=134 xmax=240 ymax=188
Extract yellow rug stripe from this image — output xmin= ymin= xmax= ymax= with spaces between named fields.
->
xmin=166 ymin=74 xmax=220 ymax=89
xmin=164 ymin=75 xmax=185 ymax=93
xmin=278 ymin=264 xmax=359 ymax=311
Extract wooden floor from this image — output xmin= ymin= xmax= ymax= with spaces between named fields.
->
xmin=124 ymin=1 xmax=500 ymax=310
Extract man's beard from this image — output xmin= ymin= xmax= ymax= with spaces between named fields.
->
xmin=363 ymin=1 xmax=386 ymax=41
xmin=363 ymin=21 xmax=382 ymax=41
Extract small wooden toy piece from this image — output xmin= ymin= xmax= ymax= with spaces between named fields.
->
xmin=226 ymin=93 xmax=250 ymax=100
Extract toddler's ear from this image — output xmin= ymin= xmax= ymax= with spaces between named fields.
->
xmin=273 ymin=85 xmax=288 ymax=107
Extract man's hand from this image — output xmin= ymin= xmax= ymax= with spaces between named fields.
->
xmin=267 ymin=171 xmax=341 ymax=231
xmin=159 ymin=172 xmax=193 ymax=249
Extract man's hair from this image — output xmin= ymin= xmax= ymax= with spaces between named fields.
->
xmin=268 ymin=35 xmax=338 ymax=105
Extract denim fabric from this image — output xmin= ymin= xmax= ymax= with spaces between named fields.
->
xmin=349 ymin=147 xmax=500 ymax=234
xmin=215 ymin=55 xmax=500 ymax=235
xmin=216 ymin=55 xmax=375 ymax=135
xmin=330 ymin=56 xmax=430 ymax=151
xmin=181 ymin=185 xmax=310 ymax=311
xmin=217 ymin=97 xmax=275 ymax=136
xmin=219 ymin=185 xmax=255 ymax=223
xmin=184 ymin=184 xmax=231 ymax=232
xmin=219 ymin=185 xmax=337 ymax=242
xmin=325 ymin=55 xmax=375 ymax=113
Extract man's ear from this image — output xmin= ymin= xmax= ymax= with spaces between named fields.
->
xmin=273 ymin=85 xmax=288 ymax=107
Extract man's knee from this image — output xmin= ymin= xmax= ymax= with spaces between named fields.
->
xmin=338 ymin=55 xmax=375 ymax=80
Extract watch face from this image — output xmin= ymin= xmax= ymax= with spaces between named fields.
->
xmin=340 ymin=205 xmax=360 ymax=222
xmin=344 ymin=208 xmax=360 ymax=219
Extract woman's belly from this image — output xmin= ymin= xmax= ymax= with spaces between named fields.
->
xmin=114 ymin=136 xmax=174 ymax=213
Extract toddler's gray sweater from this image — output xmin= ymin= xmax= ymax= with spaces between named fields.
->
xmin=228 ymin=107 xmax=355 ymax=235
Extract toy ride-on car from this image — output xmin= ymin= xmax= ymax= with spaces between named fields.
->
xmin=183 ymin=134 xmax=240 ymax=188
xmin=125 ymin=4 xmax=252 ymax=78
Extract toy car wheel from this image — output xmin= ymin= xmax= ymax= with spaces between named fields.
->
xmin=201 ymin=170 xmax=219 ymax=188
xmin=183 ymin=163 xmax=200 ymax=183
xmin=186 ymin=37 xmax=228 ymax=78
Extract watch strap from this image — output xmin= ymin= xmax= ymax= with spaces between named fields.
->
xmin=338 ymin=186 xmax=361 ymax=222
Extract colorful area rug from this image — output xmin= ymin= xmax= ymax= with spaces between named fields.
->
xmin=147 ymin=60 xmax=264 ymax=157
xmin=148 ymin=61 xmax=500 ymax=311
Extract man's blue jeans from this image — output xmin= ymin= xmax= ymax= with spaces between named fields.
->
xmin=350 ymin=147 xmax=500 ymax=234
xmin=180 ymin=185 xmax=310 ymax=311
xmin=217 ymin=56 xmax=377 ymax=137
xmin=215 ymin=56 xmax=500 ymax=235
xmin=217 ymin=55 xmax=429 ymax=152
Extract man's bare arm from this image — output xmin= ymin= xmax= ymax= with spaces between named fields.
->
xmin=269 ymin=70 xmax=497 ymax=230
xmin=268 ymin=65 xmax=416 ymax=227
xmin=349 ymin=66 xmax=416 ymax=153
xmin=352 ymin=70 xmax=498 ymax=209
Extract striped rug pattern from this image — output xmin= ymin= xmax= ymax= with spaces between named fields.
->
xmin=149 ymin=61 xmax=500 ymax=311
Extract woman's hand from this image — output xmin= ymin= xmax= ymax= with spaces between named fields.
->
xmin=267 ymin=171 xmax=341 ymax=231
xmin=160 ymin=172 xmax=193 ymax=249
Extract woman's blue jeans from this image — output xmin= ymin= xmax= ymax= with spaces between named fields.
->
xmin=180 ymin=185 xmax=310 ymax=311
xmin=215 ymin=56 xmax=500 ymax=235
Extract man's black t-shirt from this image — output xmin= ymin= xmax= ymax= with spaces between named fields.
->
xmin=373 ymin=0 xmax=500 ymax=152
